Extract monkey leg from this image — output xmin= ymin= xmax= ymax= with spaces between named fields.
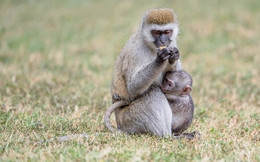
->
xmin=115 ymin=87 xmax=172 ymax=137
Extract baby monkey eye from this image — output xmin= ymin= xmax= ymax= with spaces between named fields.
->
xmin=168 ymin=82 xmax=174 ymax=87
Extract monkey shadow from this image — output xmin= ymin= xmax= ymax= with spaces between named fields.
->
xmin=37 ymin=130 xmax=200 ymax=145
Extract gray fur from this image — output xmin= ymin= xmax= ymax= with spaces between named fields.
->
xmin=110 ymin=8 xmax=181 ymax=137
xmin=163 ymin=70 xmax=194 ymax=133
xmin=104 ymin=100 xmax=129 ymax=132
xmin=168 ymin=95 xmax=194 ymax=133
xmin=115 ymin=86 xmax=172 ymax=137
xmin=39 ymin=9 xmax=181 ymax=143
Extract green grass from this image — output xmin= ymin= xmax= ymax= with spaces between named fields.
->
xmin=0 ymin=0 xmax=259 ymax=161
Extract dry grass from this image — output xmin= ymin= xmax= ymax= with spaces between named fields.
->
xmin=0 ymin=0 xmax=259 ymax=161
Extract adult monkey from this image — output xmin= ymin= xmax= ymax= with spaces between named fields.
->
xmin=109 ymin=8 xmax=181 ymax=137
xmin=38 ymin=8 xmax=183 ymax=144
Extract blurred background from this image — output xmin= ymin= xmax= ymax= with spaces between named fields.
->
xmin=0 ymin=0 xmax=259 ymax=161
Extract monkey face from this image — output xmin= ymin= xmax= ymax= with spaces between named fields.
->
xmin=141 ymin=8 xmax=179 ymax=50
xmin=151 ymin=29 xmax=173 ymax=48
xmin=161 ymin=76 xmax=176 ymax=93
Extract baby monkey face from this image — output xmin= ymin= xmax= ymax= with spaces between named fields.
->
xmin=161 ymin=70 xmax=192 ymax=96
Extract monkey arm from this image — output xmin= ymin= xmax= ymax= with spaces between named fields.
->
xmin=124 ymin=60 xmax=167 ymax=99
xmin=174 ymin=59 xmax=182 ymax=70
xmin=165 ymin=59 xmax=182 ymax=72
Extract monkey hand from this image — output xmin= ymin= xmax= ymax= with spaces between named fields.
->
xmin=168 ymin=47 xmax=180 ymax=64
xmin=155 ymin=47 xmax=172 ymax=63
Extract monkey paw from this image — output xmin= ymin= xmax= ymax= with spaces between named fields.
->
xmin=168 ymin=47 xmax=180 ymax=64
xmin=173 ymin=131 xmax=201 ymax=140
xmin=156 ymin=47 xmax=172 ymax=63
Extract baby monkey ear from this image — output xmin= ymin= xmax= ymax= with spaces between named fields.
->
xmin=181 ymin=85 xmax=192 ymax=95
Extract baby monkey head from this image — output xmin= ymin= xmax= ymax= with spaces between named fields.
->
xmin=161 ymin=70 xmax=192 ymax=96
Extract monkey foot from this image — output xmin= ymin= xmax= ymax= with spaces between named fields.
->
xmin=173 ymin=131 xmax=201 ymax=140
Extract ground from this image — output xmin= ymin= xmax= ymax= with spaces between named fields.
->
xmin=0 ymin=0 xmax=259 ymax=161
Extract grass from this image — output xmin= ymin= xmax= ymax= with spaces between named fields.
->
xmin=0 ymin=0 xmax=259 ymax=161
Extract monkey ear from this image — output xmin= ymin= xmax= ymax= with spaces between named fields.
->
xmin=182 ymin=85 xmax=192 ymax=95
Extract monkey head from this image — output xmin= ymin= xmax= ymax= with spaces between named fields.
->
xmin=161 ymin=70 xmax=192 ymax=96
xmin=141 ymin=8 xmax=179 ymax=49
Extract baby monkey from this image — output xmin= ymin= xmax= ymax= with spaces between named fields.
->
xmin=105 ymin=70 xmax=197 ymax=138
xmin=161 ymin=70 xmax=194 ymax=134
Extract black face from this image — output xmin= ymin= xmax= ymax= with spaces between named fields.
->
xmin=151 ymin=29 xmax=173 ymax=48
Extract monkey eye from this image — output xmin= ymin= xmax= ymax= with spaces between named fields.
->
xmin=164 ymin=30 xmax=173 ymax=35
xmin=168 ymin=82 xmax=174 ymax=87
xmin=151 ymin=30 xmax=162 ymax=37
xmin=165 ymin=78 xmax=174 ymax=87
xmin=152 ymin=30 xmax=162 ymax=34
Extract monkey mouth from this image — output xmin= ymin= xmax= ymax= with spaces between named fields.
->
xmin=179 ymin=92 xmax=187 ymax=97
xmin=161 ymin=87 xmax=168 ymax=93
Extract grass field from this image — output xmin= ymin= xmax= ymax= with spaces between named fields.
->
xmin=0 ymin=0 xmax=259 ymax=161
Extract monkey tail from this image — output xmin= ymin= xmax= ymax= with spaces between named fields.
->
xmin=104 ymin=100 xmax=129 ymax=132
